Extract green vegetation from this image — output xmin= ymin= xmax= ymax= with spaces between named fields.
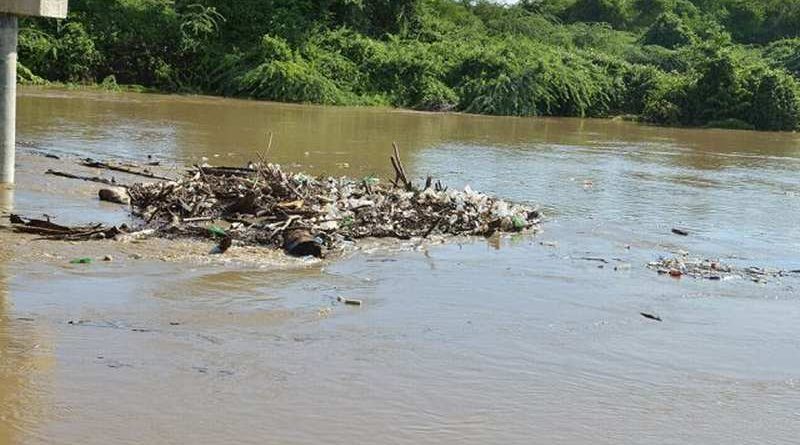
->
xmin=17 ymin=0 xmax=800 ymax=131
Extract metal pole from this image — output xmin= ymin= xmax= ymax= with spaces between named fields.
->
xmin=0 ymin=14 xmax=18 ymax=184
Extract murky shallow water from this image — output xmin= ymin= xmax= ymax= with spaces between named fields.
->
xmin=2 ymin=87 xmax=799 ymax=444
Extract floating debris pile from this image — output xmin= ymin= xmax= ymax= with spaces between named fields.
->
xmin=647 ymin=255 xmax=798 ymax=283
xmin=123 ymin=148 xmax=541 ymax=256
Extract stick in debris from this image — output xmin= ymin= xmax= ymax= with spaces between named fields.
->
xmin=337 ymin=296 xmax=363 ymax=306
xmin=640 ymin=312 xmax=663 ymax=322
xmin=46 ymin=169 xmax=126 ymax=187
xmin=265 ymin=131 xmax=274 ymax=156
xmin=182 ymin=216 xmax=217 ymax=223
xmin=423 ymin=216 xmax=444 ymax=239
xmin=577 ymin=256 xmax=610 ymax=264
xmin=8 ymin=214 xmax=123 ymax=240
xmin=256 ymin=151 xmax=306 ymax=201
xmin=81 ymin=159 xmax=173 ymax=181
xmin=197 ymin=166 xmax=255 ymax=177
xmin=391 ymin=142 xmax=412 ymax=190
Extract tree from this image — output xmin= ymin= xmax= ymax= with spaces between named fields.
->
xmin=641 ymin=12 xmax=695 ymax=49
xmin=365 ymin=0 xmax=423 ymax=35
xmin=749 ymin=70 xmax=800 ymax=131
xmin=633 ymin=0 xmax=672 ymax=26
xmin=689 ymin=50 xmax=745 ymax=125
xmin=724 ymin=0 xmax=765 ymax=43
xmin=562 ymin=0 xmax=633 ymax=29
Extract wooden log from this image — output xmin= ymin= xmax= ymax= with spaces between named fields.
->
xmin=46 ymin=169 xmax=125 ymax=187
xmin=81 ymin=159 xmax=173 ymax=181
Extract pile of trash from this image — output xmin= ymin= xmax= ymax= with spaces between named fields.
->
xmin=647 ymin=255 xmax=797 ymax=283
xmin=5 ymin=147 xmax=540 ymax=257
xmin=121 ymin=147 xmax=540 ymax=257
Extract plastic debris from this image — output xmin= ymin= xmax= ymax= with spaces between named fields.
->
xmin=648 ymin=254 xmax=793 ymax=283
xmin=337 ymin=296 xmax=363 ymax=306
xmin=125 ymin=145 xmax=542 ymax=256
xmin=70 ymin=258 xmax=93 ymax=264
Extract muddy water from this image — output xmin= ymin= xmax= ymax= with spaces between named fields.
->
xmin=2 ymin=87 xmax=800 ymax=444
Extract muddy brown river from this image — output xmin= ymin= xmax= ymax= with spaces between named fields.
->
xmin=2 ymin=87 xmax=799 ymax=444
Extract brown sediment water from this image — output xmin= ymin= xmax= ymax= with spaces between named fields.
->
xmin=1 ymin=87 xmax=799 ymax=444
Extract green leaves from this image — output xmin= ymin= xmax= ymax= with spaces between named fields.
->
xmin=70 ymin=258 xmax=93 ymax=264
xmin=749 ymin=69 xmax=800 ymax=131
xmin=641 ymin=45 xmax=800 ymax=130
xmin=179 ymin=4 xmax=226 ymax=52
xmin=563 ymin=0 xmax=634 ymax=30
xmin=456 ymin=40 xmax=620 ymax=118
xmin=641 ymin=13 xmax=696 ymax=49
xmin=18 ymin=21 xmax=100 ymax=83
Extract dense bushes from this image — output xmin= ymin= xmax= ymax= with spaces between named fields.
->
xmin=563 ymin=0 xmax=633 ymax=29
xmin=641 ymin=47 xmax=800 ymax=130
xmin=18 ymin=22 xmax=100 ymax=82
xmin=762 ymin=39 xmax=800 ymax=77
xmin=454 ymin=42 xmax=623 ymax=117
xmin=641 ymin=13 xmax=695 ymax=49
xmin=16 ymin=0 xmax=800 ymax=131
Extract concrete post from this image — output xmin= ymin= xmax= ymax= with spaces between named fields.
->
xmin=0 ymin=2 xmax=68 ymax=185
xmin=0 ymin=14 xmax=16 ymax=184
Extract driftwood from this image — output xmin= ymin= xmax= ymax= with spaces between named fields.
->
xmin=81 ymin=159 xmax=173 ymax=181
xmin=640 ymin=312 xmax=662 ymax=322
xmin=8 ymin=214 xmax=123 ymax=240
xmin=390 ymin=142 xmax=412 ymax=190
xmin=46 ymin=169 xmax=126 ymax=187
xmin=198 ymin=166 xmax=256 ymax=177
xmin=337 ymin=296 xmax=363 ymax=306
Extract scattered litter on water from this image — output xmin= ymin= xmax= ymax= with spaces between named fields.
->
xmin=671 ymin=228 xmax=690 ymax=236
xmin=648 ymin=254 xmax=795 ymax=283
xmin=337 ymin=296 xmax=363 ymax=306
xmin=70 ymin=257 xmax=93 ymax=264
xmin=640 ymin=312 xmax=662 ymax=322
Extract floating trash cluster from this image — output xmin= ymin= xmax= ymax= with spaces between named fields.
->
xmin=126 ymin=148 xmax=541 ymax=257
xmin=647 ymin=255 xmax=797 ymax=283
